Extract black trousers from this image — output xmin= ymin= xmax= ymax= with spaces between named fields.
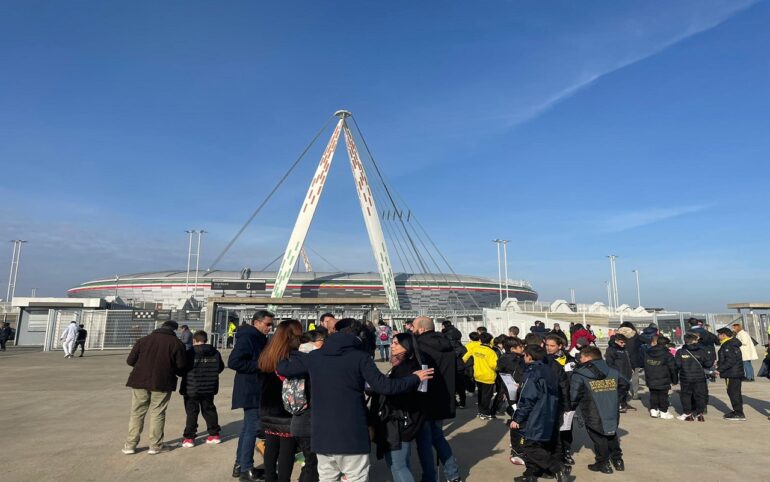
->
xmin=680 ymin=380 xmax=708 ymax=415
xmin=296 ymin=436 xmax=319 ymax=482
xmin=490 ymin=378 xmax=506 ymax=414
xmin=264 ymin=433 xmax=297 ymax=482
xmin=465 ymin=373 xmax=476 ymax=393
xmin=476 ymin=382 xmax=494 ymax=415
xmin=0 ymin=339 xmax=6 ymax=350
xmin=521 ymin=439 xmax=562 ymax=477
xmin=618 ymin=385 xmax=630 ymax=405
xmin=725 ymin=377 xmax=743 ymax=414
xmin=558 ymin=428 xmax=573 ymax=457
xmin=649 ymin=389 xmax=669 ymax=411
xmin=455 ymin=371 xmax=466 ymax=406
xmin=183 ymin=395 xmax=220 ymax=439
xmin=586 ymin=428 xmax=622 ymax=464
xmin=74 ymin=340 xmax=86 ymax=356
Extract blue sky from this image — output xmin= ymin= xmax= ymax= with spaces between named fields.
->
xmin=1 ymin=0 xmax=768 ymax=312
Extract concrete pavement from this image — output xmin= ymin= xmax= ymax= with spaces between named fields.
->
xmin=1 ymin=348 xmax=768 ymax=481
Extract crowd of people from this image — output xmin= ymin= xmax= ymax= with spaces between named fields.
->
xmin=117 ymin=313 xmax=770 ymax=482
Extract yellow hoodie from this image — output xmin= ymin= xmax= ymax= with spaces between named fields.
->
xmin=462 ymin=342 xmax=498 ymax=384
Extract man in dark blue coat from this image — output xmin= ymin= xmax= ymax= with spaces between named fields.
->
xmin=510 ymin=345 xmax=566 ymax=482
xmin=228 ymin=310 xmax=273 ymax=481
xmin=277 ymin=318 xmax=432 ymax=482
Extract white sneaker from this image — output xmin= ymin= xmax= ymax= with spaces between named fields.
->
xmin=677 ymin=413 xmax=691 ymax=421
xmin=121 ymin=444 xmax=136 ymax=455
xmin=650 ymin=409 xmax=660 ymax=418
xmin=147 ymin=445 xmax=166 ymax=455
xmin=659 ymin=411 xmax=674 ymax=420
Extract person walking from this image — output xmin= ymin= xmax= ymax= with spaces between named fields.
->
xmin=277 ymin=318 xmax=432 ymax=482
xmin=122 ymin=320 xmax=187 ymax=455
xmin=604 ymin=333 xmax=635 ymax=412
xmin=181 ymin=330 xmax=225 ymax=448
xmin=716 ymin=327 xmax=746 ymax=421
xmin=179 ymin=325 xmax=193 ymax=351
xmin=375 ymin=320 xmax=393 ymax=362
xmin=60 ymin=320 xmax=79 ymax=358
xmin=413 ymin=316 xmax=463 ymax=482
xmin=227 ymin=319 xmax=237 ymax=349
xmin=731 ymin=323 xmax=758 ymax=381
xmin=371 ymin=333 xmax=427 ymax=482
xmin=75 ymin=324 xmax=88 ymax=357
xmin=228 ymin=310 xmax=274 ymax=481
xmin=0 ymin=322 xmax=13 ymax=351
xmin=463 ymin=331 xmax=498 ymax=420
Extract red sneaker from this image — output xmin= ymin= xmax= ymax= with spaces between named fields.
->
xmin=182 ymin=438 xmax=195 ymax=448
xmin=206 ymin=435 xmax=221 ymax=444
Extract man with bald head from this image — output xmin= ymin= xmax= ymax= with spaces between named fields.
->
xmin=412 ymin=316 xmax=462 ymax=482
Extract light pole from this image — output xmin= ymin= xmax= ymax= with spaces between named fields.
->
xmin=606 ymin=255 xmax=619 ymax=310
xmin=492 ymin=239 xmax=502 ymax=304
xmin=501 ymin=239 xmax=510 ymax=299
xmin=570 ymin=288 xmax=576 ymax=304
xmin=6 ymin=240 xmax=27 ymax=302
xmin=632 ymin=269 xmax=641 ymax=308
xmin=31 ymin=288 xmax=36 ymax=297
xmin=115 ymin=275 xmax=120 ymax=298
xmin=605 ymin=281 xmax=612 ymax=311
xmin=185 ymin=230 xmax=196 ymax=296
xmin=193 ymin=230 xmax=207 ymax=300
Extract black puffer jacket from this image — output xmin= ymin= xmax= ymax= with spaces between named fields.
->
xmin=643 ymin=345 xmax=678 ymax=389
xmin=717 ymin=337 xmax=744 ymax=379
xmin=675 ymin=343 xmax=714 ymax=382
xmin=416 ymin=330 xmax=457 ymax=420
xmin=497 ymin=352 xmax=525 ymax=384
xmin=689 ymin=326 xmax=719 ymax=364
xmin=260 ymin=370 xmax=293 ymax=435
xmin=180 ymin=344 xmax=225 ymax=397
xmin=445 ymin=328 xmax=467 ymax=373
xmin=605 ymin=342 xmax=633 ymax=380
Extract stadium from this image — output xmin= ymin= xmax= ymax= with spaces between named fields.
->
xmin=67 ymin=270 xmax=538 ymax=311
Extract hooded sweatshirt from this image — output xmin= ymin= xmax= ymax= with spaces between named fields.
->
xmin=462 ymin=342 xmax=498 ymax=384
xmin=570 ymin=360 xmax=625 ymax=435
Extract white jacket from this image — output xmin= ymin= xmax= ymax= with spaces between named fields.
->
xmin=735 ymin=329 xmax=758 ymax=361
xmin=60 ymin=322 xmax=79 ymax=342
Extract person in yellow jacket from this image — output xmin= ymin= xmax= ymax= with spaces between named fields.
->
xmin=463 ymin=332 xmax=499 ymax=420
xmin=226 ymin=321 xmax=236 ymax=348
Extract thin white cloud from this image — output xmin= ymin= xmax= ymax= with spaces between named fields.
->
xmin=597 ymin=204 xmax=711 ymax=233
xmin=505 ymin=0 xmax=759 ymax=128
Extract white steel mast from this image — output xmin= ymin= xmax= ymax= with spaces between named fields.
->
xmin=271 ymin=111 xmax=401 ymax=310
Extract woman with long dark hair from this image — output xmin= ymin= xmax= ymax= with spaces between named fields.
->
xmin=370 ymin=333 xmax=426 ymax=482
xmin=258 ymin=319 xmax=302 ymax=482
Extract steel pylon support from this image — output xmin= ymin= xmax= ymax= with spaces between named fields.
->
xmin=271 ymin=111 xmax=401 ymax=309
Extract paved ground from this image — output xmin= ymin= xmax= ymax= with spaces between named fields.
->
xmin=2 ymin=347 xmax=769 ymax=482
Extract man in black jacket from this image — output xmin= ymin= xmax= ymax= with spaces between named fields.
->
xmin=570 ymin=346 xmax=626 ymax=474
xmin=443 ymin=322 xmax=468 ymax=409
xmin=643 ymin=336 xmax=678 ymax=419
xmin=277 ymin=318 xmax=431 ymax=482
xmin=75 ymin=324 xmax=88 ymax=357
xmin=413 ymin=316 xmax=462 ymax=482
xmin=716 ymin=327 xmax=746 ymax=421
xmin=228 ymin=310 xmax=273 ymax=481
xmin=123 ymin=320 xmax=187 ymax=455
xmin=181 ymin=330 xmax=225 ymax=447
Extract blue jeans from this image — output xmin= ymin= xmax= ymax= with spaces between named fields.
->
xmin=385 ymin=442 xmax=414 ymax=482
xmin=415 ymin=420 xmax=460 ymax=482
xmin=236 ymin=407 xmax=261 ymax=471
xmin=378 ymin=344 xmax=390 ymax=361
xmin=743 ymin=360 xmax=755 ymax=380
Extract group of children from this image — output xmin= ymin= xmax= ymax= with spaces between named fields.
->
xmin=461 ymin=327 xmax=625 ymax=481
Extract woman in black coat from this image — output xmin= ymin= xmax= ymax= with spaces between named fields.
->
xmin=259 ymin=320 xmax=303 ymax=482
xmin=370 ymin=333 xmax=426 ymax=482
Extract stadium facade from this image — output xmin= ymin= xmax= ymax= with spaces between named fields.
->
xmin=67 ymin=270 xmax=538 ymax=310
